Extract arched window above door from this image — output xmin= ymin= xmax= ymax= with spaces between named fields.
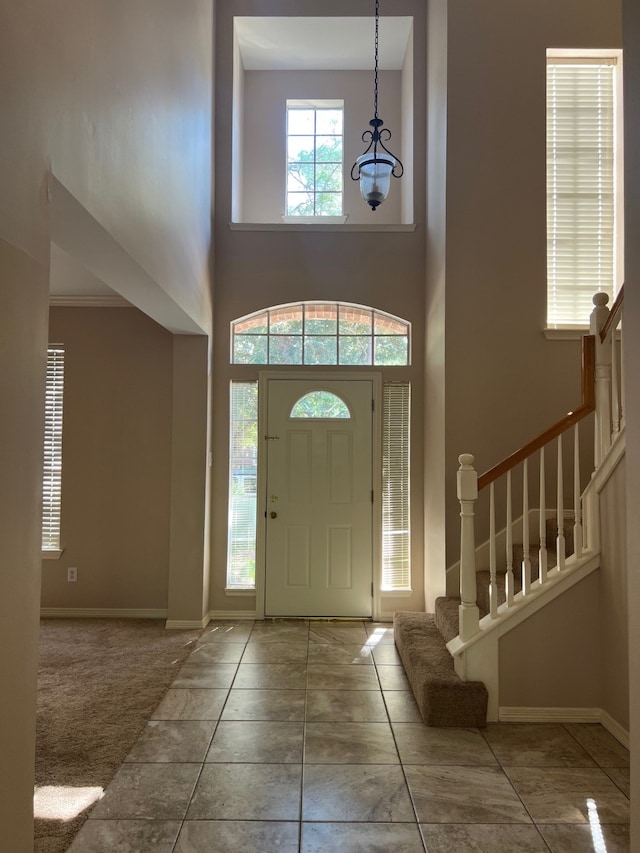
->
xmin=231 ymin=302 xmax=410 ymax=366
xmin=290 ymin=391 xmax=351 ymax=419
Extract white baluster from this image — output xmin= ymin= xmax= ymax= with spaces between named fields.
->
xmin=539 ymin=446 xmax=548 ymax=584
xmin=457 ymin=454 xmax=480 ymax=642
xmin=573 ymin=424 xmax=583 ymax=558
xmin=489 ymin=482 xmax=497 ymax=618
xmin=521 ymin=459 xmax=531 ymax=595
xmin=557 ymin=434 xmax=566 ymax=571
xmin=505 ymin=470 xmax=514 ymax=606
xmin=590 ymin=293 xmax=612 ymax=466
xmin=611 ymin=324 xmax=620 ymax=438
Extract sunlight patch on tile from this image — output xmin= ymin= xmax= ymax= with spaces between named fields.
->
xmin=587 ymin=797 xmax=608 ymax=853
xmin=364 ymin=628 xmax=386 ymax=648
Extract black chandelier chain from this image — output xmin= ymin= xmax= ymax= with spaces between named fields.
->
xmin=349 ymin=0 xmax=404 ymax=205
xmin=373 ymin=0 xmax=380 ymax=120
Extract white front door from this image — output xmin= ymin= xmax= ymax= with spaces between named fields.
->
xmin=264 ymin=379 xmax=373 ymax=617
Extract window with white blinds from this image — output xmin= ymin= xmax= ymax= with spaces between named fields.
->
xmin=382 ymin=382 xmax=411 ymax=591
xmin=546 ymin=54 xmax=622 ymax=327
xmin=42 ymin=345 xmax=65 ymax=551
xmin=227 ymin=381 xmax=258 ymax=588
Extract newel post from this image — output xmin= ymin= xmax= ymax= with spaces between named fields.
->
xmin=457 ymin=454 xmax=480 ymax=642
xmin=590 ymin=292 xmax=612 ymax=466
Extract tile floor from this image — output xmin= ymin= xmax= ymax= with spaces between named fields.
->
xmin=68 ymin=620 xmax=630 ymax=852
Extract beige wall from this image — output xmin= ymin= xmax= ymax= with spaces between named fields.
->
xmin=499 ymin=572 xmax=602 ymax=709
xmin=0 ymin=0 xmax=213 ymax=333
xmin=0 ymin=0 xmax=635 ymax=842
xmin=167 ymin=336 xmax=210 ymax=625
xmin=424 ymin=0 xmax=448 ymax=604
xmin=434 ymin=0 xmax=622 ymax=574
xmin=42 ymin=308 xmax=173 ymax=611
xmin=622 ymin=0 xmax=640 ymax=841
xmin=0 ymin=238 xmax=49 ymax=851
xmin=499 ymin=452 xmax=628 ymax=723
xmin=599 ymin=459 xmax=629 ymax=729
xmin=242 ymin=69 xmax=403 ymax=225
xmin=401 ymin=26 xmax=415 ymax=226
xmin=215 ymin=0 xmax=623 ymax=615
xmin=0 ymin=2 xmax=213 ymax=845
xmin=212 ymin=0 xmax=427 ymax=615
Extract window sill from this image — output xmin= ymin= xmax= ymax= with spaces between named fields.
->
xmin=225 ymin=587 xmax=256 ymax=596
xmin=42 ymin=549 xmax=64 ymax=560
xmin=229 ymin=222 xmax=416 ymax=233
xmin=380 ymin=589 xmax=414 ymax=596
xmin=543 ymin=327 xmax=589 ymax=340
xmin=282 ymin=215 xmax=348 ymax=225
xmin=544 ymin=327 xmax=621 ymax=341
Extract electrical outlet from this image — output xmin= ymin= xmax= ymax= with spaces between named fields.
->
xmin=67 ymin=567 xmax=78 ymax=583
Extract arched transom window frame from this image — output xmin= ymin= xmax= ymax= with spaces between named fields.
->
xmin=289 ymin=390 xmax=351 ymax=419
xmin=230 ymin=301 xmax=411 ymax=367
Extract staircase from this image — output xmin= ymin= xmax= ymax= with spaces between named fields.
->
xmin=437 ymin=517 xmax=575 ymax=643
xmin=394 ymin=519 xmax=575 ymax=727
xmin=395 ymin=289 xmax=625 ymax=727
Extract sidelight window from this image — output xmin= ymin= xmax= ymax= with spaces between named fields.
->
xmin=382 ymin=382 xmax=411 ymax=591
xmin=227 ymin=382 xmax=258 ymax=589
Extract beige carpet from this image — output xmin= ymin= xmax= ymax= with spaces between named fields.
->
xmin=35 ymin=618 xmax=202 ymax=853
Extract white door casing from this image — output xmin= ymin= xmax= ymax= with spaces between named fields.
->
xmin=264 ymin=378 xmax=374 ymax=617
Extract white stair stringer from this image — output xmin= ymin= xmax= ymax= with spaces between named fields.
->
xmin=447 ymin=428 xmax=625 ymax=723
xmin=446 ymin=550 xmax=601 ymax=721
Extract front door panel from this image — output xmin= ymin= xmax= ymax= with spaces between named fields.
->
xmin=265 ymin=379 xmax=373 ymax=617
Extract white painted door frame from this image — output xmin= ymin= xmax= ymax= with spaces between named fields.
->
xmin=255 ymin=370 xmax=383 ymax=620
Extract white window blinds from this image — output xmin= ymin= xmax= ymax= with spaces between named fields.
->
xmin=227 ymin=382 xmax=258 ymax=588
xmin=546 ymin=56 xmax=620 ymax=327
xmin=382 ymin=382 xmax=411 ymax=591
xmin=42 ymin=345 xmax=65 ymax=551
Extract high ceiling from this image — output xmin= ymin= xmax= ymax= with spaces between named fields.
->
xmin=235 ymin=17 xmax=413 ymax=71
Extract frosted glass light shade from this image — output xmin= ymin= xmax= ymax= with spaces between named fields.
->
xmin=356 ymin=154 xmax=396 ymax=209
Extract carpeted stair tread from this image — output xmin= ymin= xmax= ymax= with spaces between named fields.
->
xmin=434 ymin=595 xmax=463 ymax=645
xmin=393 ymin=611 xmax=488 ymax=727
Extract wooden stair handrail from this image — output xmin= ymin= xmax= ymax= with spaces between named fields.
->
xmin=477 ymin=335 xmax=595 ymax=491
xmin=599 ymin=283 xmax=625 ymax=343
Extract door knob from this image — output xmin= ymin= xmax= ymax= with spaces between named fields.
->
xmin=270 ymin=511 xmax=278 ymax=519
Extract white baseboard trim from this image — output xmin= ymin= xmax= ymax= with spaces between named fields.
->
xmin=208 ymin=610 xmax=257 ymax=621
xmin=41 ymin=607 xmax=167 ymax=619
xmin=499 ymin=705 xmax=629 ymax=747
xmin=165 ymin=618 xmax=210 ymax=630
xmin=207 ymin=611 xmax=386 ymax=623
xmin=600 ymin=710 xmax=630 ymax=749
xmin=378 ymin=610 xmax=398 ymax=622
xmin=499 ymin=706 xmax=601 ymax=723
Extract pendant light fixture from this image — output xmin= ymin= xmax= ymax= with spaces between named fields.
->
xmin=350 ymin=0 xmax=404 ymax=211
